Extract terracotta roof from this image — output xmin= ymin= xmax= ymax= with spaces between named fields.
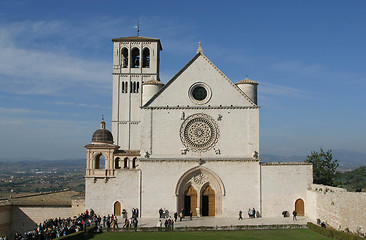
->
xmin=114 ymin=150 xmax=141 ymax=156
xmin=236 ymin=77 xmax=258 ymax=85
xmin=143 ymin=80 xmax=164 ymax=85
xmin=112 ymin=36 xmax=162 ymax=50
xmin=8 ymin=190 xmax=79 ymax=207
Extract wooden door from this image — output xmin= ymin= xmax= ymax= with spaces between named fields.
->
xmin=203 ymin=185 xmax=215 ymax=216
xmin=185 ymin=185 xmax=197 ymax=216
xmin=114 ymin=201 xmax=121 ymax=216
xmin=295 ymin=199 xmax=304 ymax=216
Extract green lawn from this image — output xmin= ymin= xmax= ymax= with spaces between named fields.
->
xmin=89 ymin=229 xmax=331 ymax=240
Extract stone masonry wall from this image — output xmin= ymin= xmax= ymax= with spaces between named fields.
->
xmin=10 ymin=207 xmax=72 ymax=238
xmin=0 ymin=205 xmax=11 ymax=237
xmin=307 ymin=184 xmax=366 ymax=234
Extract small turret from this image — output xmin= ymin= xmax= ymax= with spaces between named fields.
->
xmin=91 ymin=119 xmax=114 ymax=144
xmin=142 ymin=78 xmax=164 ymax=105
xmin=236 ymin=77 xmax=258 ymax=105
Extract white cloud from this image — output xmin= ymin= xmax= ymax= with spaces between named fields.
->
xmin=259 ymin=82 xmax=319 ymax=99
xmin=0 ymin=21 xmax=111 ymax=96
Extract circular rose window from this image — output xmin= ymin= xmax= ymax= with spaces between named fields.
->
xmin=180 ymin=113 xmax=219 ymax=152
xmin=188 ymin=83 xmax=211 ymax=104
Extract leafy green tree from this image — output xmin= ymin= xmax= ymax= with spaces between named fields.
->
xmin=305 ymin=149 xmax=339 ymax=186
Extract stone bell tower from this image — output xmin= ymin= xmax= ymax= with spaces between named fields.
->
xmin=111 ymin=36 xmax=163 ymax=150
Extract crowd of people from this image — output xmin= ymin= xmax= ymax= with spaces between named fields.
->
xmin=12 ymin=209 xmax=133 ymax=240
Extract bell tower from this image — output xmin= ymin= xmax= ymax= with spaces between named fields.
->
xmin=111 ymin=36 xmax=162 ymax=150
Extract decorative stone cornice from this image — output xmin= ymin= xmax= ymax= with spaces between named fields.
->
xmin=139 ymin=158 xmax=260 ymax=162
xmin=84 ymin=144 xmax=119 ymax=149
xmin=143 ymin=106 xmax=260 ymax=110
xmin=260 ymin=162 xmax=312 ymax=166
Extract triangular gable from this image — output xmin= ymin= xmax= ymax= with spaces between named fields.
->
xmin=143 ymin=52 xmax=258 ymax=108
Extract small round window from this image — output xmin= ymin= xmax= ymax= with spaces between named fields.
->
xmin=189 ymin=83 xmax=211 ymax=104
xmin=192 ymin=86 xmax=207 ymax=101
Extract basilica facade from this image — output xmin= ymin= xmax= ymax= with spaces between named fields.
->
xmin=84 ymin=36 xmax=313 ymax=218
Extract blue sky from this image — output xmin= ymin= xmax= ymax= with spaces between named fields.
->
xmin=0 ymin=0 xmax=365 ymax=160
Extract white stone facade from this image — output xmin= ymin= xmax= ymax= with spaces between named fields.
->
xmin=85 ymin=36 xmax=314 ymax=219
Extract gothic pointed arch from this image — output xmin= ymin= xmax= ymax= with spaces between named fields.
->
xmin=175 ymin=166 xmax=225 ymax=196
xmin=175 ymin=166 xmax=224 ymax=216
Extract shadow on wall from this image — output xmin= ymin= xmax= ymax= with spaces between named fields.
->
xmin=10 ymin=207 xmax=37 ymax=237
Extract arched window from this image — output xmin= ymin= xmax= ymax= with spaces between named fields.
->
xmin=95 ymin=154 xmax=105 ymax=169
xmin=131 ymin=48 xmax=140 ymax=68
xmin=142 ymin=48 xmax=150 ymax=68
xmin=124 ymin=82 xmax=128 ymax=93
xmin=132 ymin=157 xmax=137 ymax=168
xmin=115 ymin=157 xmax=121 ymax=169
xmin=124 ymin=157 xmax=129 ymax=169
xmin=121 ymin=48 xmax=128 ymax=68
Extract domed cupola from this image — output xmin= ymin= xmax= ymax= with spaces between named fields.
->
xmin=91 ymin=119 xmax=114 ymax=144
xmin=236 ymin=77 xmax=258 ymax=105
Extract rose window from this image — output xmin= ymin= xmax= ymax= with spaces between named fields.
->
xmin=180 ymin=113 xmax=219 ymax=152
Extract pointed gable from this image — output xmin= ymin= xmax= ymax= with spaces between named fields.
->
xmin=143 ymin=53 xmax=257 ymax=108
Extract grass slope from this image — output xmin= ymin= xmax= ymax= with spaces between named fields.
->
xmin=90 ymin=229 xmax=331 ymax=240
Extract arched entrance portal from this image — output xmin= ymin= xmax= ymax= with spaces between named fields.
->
xmin=184 ymin=185 xmax=197 ymax=216
xmin=175 ymin=166 xmax=225 ymax=217
xmin=202 ymin=185 xmax=215 ymax=216
xmin=295 ymin=198 xmax=304 ymax=216
xmin=114 ymin=201 xmax=121 ymax=216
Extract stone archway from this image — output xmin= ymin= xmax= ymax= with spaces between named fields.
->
xmin=175 ymin=166 xmax=224 ymax=217
xmin=295 ymin=198 xmax=304 ymax=216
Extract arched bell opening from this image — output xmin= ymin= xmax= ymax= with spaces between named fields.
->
xmin=114 ymin=157 xmax=121 ymax=169
xmin=94 ymin=153 xmax=106 ymax=169
xmin=142 ymin=48 xmax=150 ymax=68
xmin=131 ymin=48 xmax=140 ymax=68
xmin=121 ymin=48 xmax=128 ymax=68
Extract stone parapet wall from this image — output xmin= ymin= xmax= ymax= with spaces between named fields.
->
xmin=10 ymin=207 xmax=73 ymax=237
xmin=307 ymin=184 xmax=366 ymax=234
xmin=0 ymin=205 xmax=11 ymax=237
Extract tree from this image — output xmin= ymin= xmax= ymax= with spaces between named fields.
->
xmin=305 ymin=149 xmax=339 ymax=186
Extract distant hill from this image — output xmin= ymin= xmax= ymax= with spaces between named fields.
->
xmin=261 ymin=149 xmax=366 ymax=171
xmin=337 ymin=166 xmax=366 ymax=191
xmin=0 ymin=158 xmax=85 ymax=169
xmin=0 ymin=149 xmax=364 ymax=171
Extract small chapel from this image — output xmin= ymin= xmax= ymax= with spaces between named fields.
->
xmin=84 ymin=36 xmax=313 ymax=218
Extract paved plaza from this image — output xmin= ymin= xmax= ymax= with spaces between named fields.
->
xmin=117 ymin=216 xmax=310 ymax=228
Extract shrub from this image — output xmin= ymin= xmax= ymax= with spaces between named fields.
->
xmin=307 ymin=222 xmax=364 ymax=240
